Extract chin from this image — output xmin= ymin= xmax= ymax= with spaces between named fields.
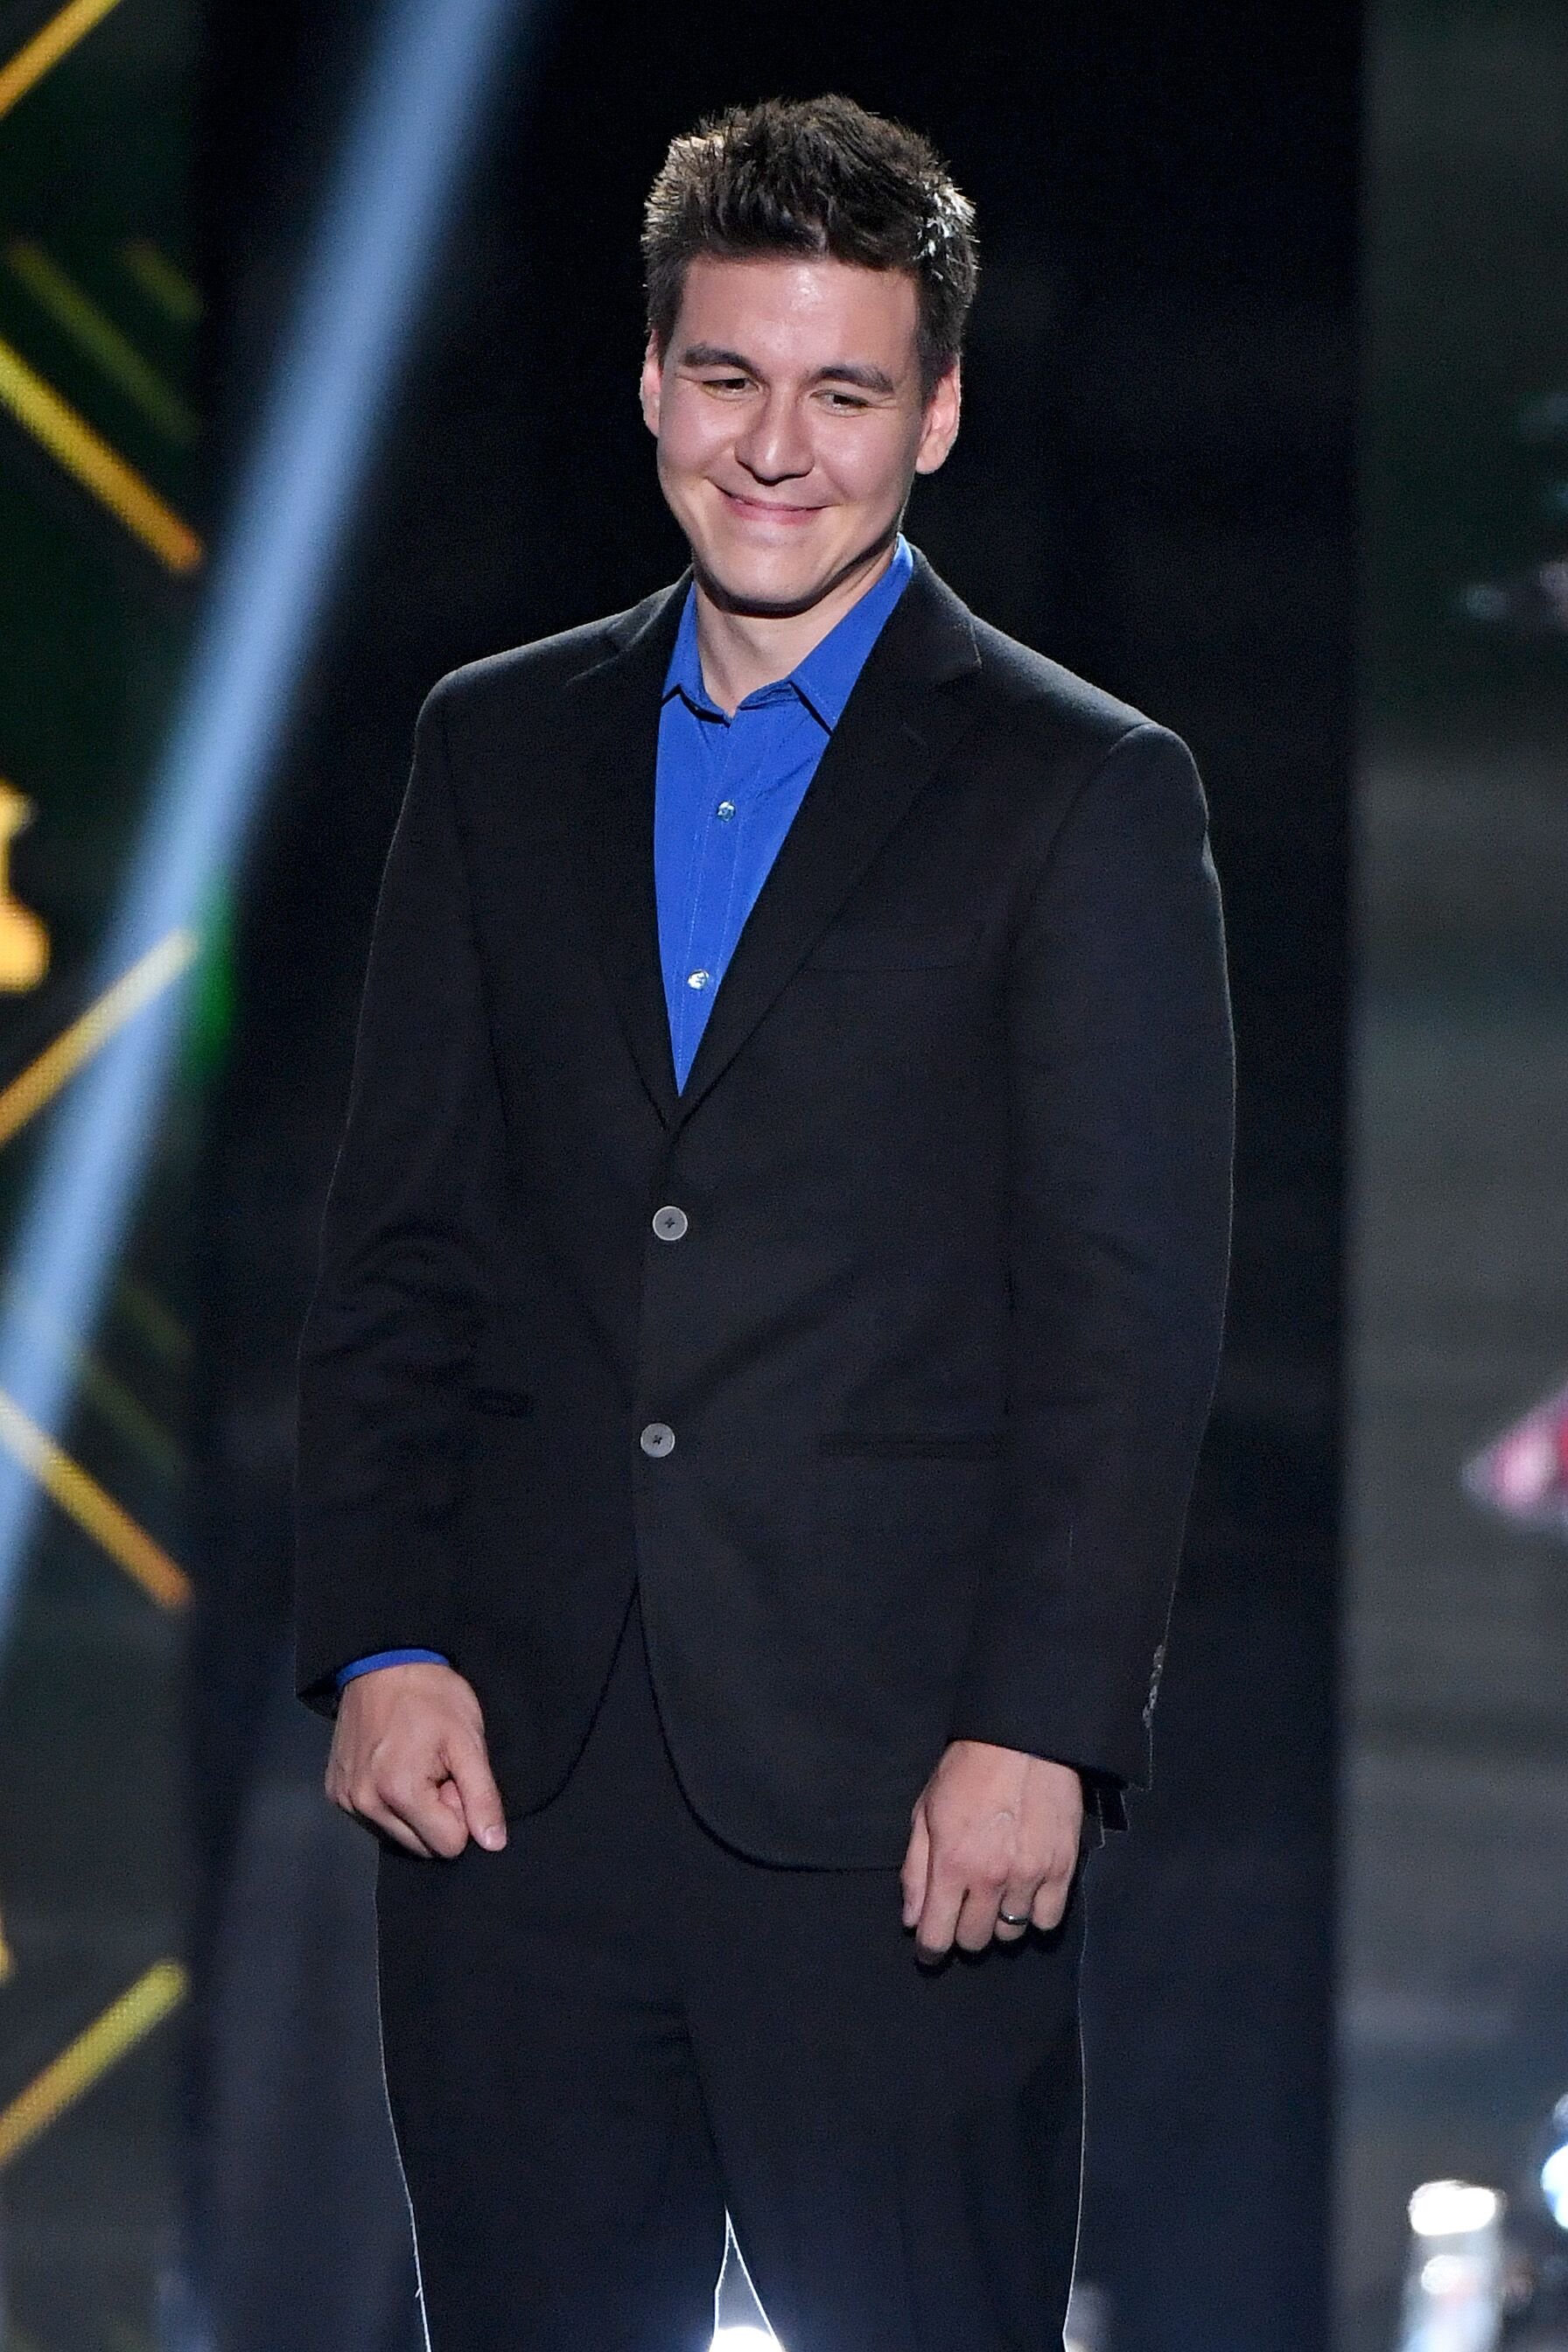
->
xmin=693 ymin=542 xmax=842 ymax=620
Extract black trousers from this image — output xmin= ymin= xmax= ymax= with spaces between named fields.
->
xmin=374 ymin=1586 xmax=1088 ymax=2351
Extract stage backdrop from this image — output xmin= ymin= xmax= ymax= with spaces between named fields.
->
xmin=1342 ymin=1 xmax=1568 ymax=2343
xmin=0 ymin=2 xmax=209 ymax=2347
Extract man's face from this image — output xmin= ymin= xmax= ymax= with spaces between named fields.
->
xmin=640 ymin=253 xmax=960 ymax=617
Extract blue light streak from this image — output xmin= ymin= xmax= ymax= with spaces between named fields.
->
xmin=0 ymin=0 xmax=530 ymax=1649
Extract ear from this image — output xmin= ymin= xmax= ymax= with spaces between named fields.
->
xmin=914 ymin=361 xmax=962 ymax=477
xmin=640 ymin=335 xmax=664 ymax=437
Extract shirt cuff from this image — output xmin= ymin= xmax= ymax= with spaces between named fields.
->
xmin=334 ymin=1648 xmax=450 ymax=1689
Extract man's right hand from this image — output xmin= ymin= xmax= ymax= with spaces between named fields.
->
xmin=326 ymin=1661 xmax=508 ymax=1859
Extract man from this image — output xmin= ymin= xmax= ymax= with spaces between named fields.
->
xmin=294 ymin=93 xmax=1233 ymax=2352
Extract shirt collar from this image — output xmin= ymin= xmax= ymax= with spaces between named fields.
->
xmin=662 ymin=534 xmax=914 ymax=730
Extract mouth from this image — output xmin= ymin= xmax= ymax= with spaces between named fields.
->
xmin=717 ymin=486 xmax=824 ymax=527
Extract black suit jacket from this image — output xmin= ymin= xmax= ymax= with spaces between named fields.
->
xmin=293 ymin=547 xmax=1234 ymax=1866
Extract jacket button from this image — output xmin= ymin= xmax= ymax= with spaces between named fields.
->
xmin=652 ymin=1205 xmax=689 ymax=1241
xmin=640 ymin=1422 xmax=675 ymax=1457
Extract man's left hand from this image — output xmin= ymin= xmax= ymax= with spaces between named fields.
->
xmin=900 ymin=1740 xmax=1084 ymax=1963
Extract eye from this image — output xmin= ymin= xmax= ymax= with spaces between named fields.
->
xmin=698 ymin=374 xmax=752 ymax=395
xmin=820 ymin=390 xmax=872 ymax=412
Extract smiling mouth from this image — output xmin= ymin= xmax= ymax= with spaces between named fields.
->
xmin=718 ymin=487 xmax=824 ymax=524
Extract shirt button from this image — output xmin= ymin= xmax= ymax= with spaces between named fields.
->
xmin=716 ymin=800 xmax=736 ymax=821
xmin=640 ymin=1422 xmax=676 ymax=1457
xmin=687 ymin=969 xmax=712 ymax=991
xmin=652 ymin=1205 xmax=689 ymax=1241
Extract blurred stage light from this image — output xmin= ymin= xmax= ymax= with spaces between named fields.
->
xmin=0 ymin=0 xmax=125 ymax=124
xmin=1541 ymin=2096 xmax=1568 ymax=2230
xmin=710 ymin=2291 xmax=1106 ymax=2349
xmin=1463 ymin=1376 xmax=1568 ymax=1538
xmin=1410 ymin=2183 xmax=1504 ymax=2238
xmin=1398 ymin=2180 xmax=1505 ymax=2352
xmin=0 ymin=0 xmax=530 ymax=1656
xmin=0 ymin=1957 xmax=186 ymax=2167
xmin=0 ymin=330 xmax=202 ymax=570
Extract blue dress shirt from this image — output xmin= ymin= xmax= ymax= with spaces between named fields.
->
xmin=336 ymin=536 xmax=914 ymax=1692
xmin=654 ymin=533 xmax=913 ymax=1090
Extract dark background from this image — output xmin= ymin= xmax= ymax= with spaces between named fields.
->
xmin=189 ymin=4 xmax=1355 ymax=2349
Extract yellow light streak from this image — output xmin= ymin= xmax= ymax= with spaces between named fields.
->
xmin=4 ymin=1277 xmax=184 ymax=1481
xmin=0 ymin=1386 xmax=190 ymax=1608
xmin=5 ymin=239 xmax=198 ymax=444
xmin=0 ymin=928 xmax=199 ymax=1152
xmin=120 ymin=237 xmax=201 ymax=326
xmin=0 ymin=1899 xmax=12 ymax=1981
xmin=0 ymin=934 xmax=197 ymax=1600
xmin=0 ymin=1961 xmax=186 ymax=2169
xmin=0 ymin=334 xmax=201 ymax=572
xmin=0 ymin=779 xmax=48 ymax=991
xmin=0 ymin=0 xmax=126 ymax=124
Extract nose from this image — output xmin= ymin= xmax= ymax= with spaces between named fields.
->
xmin=732 ymin=388 xmax=813 ymax=486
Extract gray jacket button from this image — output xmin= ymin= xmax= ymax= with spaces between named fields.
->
xmin=652 ymin=1205 xmax=689 ymax=1241
xmin=640 ymin=1422 xmax=675 ymax=1457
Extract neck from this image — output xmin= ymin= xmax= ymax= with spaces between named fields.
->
xmin=692 ymin=536 xmax=898 ymax=716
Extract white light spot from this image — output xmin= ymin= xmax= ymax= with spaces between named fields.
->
xmin=1542 ymin=2141 xmax=1568 ymax=2228
xmin=1409 ymin=2180 xmax=1502 ymax=2236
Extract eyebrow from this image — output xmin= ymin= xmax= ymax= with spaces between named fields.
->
xmin=677 ymin=343 xmax=900 ymax=397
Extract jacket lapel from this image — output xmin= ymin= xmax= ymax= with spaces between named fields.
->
xmin=559 ymin=577 xmax=690 ymax=1129
xmin=675 ymin=552 xmax=981 ymax=1123
xmin=560 ymin=548 xmax=983 ymax=1134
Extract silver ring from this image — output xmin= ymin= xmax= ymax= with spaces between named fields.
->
xmin=998 ymin=1908 xmax=1029 ymax=1927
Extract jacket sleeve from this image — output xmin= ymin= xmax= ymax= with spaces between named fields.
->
xmin=292 ymin=677 xmax=508 ymax=1713
xmin=948 ymin=719 xmax=1235 ymax=1795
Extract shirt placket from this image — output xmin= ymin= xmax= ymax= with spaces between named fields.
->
xmin=676 ymin=709 xmax=747 ymax=1078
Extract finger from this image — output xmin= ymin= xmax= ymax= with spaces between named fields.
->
xmin=954 ymin=1883 xmax=1002 ymax=1953
xmin=994 ymin=1883 xmax=1036 ymax=1942
xmin=1030 ymin=1866 xmax=1074 ymax=1933
xmin=900 ymin=1809 xmax=930 ymax=1927
xmin=334 ymin=1747 xmax=448 ymax=1854
xmin=374 ymin=1771 xmax=469 ymax=1860
xmin=325 ymin=1740 xmax=360 ymax=1814
xmin=444 ymin=1735 xmax=508 ymax=1852
xmin=355 ymin=1796 xmax=438 ymax=1859
xmin=914 ymin=1864 xmax=965 ymax=1964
